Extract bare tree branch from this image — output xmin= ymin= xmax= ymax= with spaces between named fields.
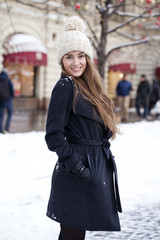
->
xmin=115 ymin=10 xmax=160 ymax=18
xmin=96 ymin=1 xmax=104 ymax=13
xmin=5 ymin=0 xmax=17 ymax=33
xmin=11 ymin=0 xmax=62 ymax=12
xmin=116 ymin=31 xmax=140 ymax=40
xmin=105 ymin=38 xmax=149 ymax=59
xmin=12 ymin=0 xmax=47 ymax=10
xmin=75 ymin=10 xmax=99 ymax=52
xmin=108 ymin=0 xmax=125 ymax=16
xmin=107 ymin=3 xmax=160 ymax=34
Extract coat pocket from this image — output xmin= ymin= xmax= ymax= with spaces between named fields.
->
xmin=57 ymin=155 xmax=95 ymax=183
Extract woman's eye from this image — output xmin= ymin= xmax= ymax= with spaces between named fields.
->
xmin=66 ymin=56 xmax=71 ymax=59
xmin=79 ymin=55 xmax=85 ymax=58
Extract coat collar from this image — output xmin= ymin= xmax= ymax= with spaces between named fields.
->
xmin=60 ymin=74 xmax=104 ymax=125
xmin=75 ymin=96 xmax=104 ymax=125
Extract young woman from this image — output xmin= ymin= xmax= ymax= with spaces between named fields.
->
xmin=45 ymin=16 xmax=122 ymax=240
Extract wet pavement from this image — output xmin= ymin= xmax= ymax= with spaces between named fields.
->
xmin=8 ymin=109 xmax=158 ymax=133
xmin=10 ymin=110 xmax=47 ymax=133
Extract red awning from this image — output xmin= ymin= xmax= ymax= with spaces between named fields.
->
xmin=155 ymin=67 xmax=160 ymax=76
xmin=3 ymin=52 xmax=47 ymax=66
xmin=3 ymin=33 xmax=47 ymax=66
xmin=107 ymin=50 xmax=136 ymax=74
xmin=108 ymin=63 xmax=136 ymax=74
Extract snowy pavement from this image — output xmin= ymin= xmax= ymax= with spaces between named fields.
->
xmin=0 ymin=120 xmax=160 ymax=240
xmin=86 ymin=203 xmax=160 ymax=239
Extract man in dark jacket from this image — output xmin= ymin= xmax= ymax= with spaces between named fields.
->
xmin=0 ymin=69 xmax=14 ymax=133
xmin=116 ymin=73 xmax=132 ymax=121
xmin=136 ymin=74 xmax=151 ymax=119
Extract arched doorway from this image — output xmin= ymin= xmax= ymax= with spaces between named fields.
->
xmin=2 ymin=33 xmax=47 ymax=110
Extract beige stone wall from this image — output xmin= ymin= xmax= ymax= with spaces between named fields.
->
xmin=0 ymin=0 xmax=62 ymax=109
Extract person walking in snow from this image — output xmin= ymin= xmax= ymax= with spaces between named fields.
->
xmin=0 ymin=69 xmax=14 ymax=133
xmin=116 ymin=73 xmax=132 ymax=122
xmin=148 ymin=78 xmax=160 ymax=114
xmin=136 ymin=74 xmax=151 ymax=119
xmin=45 ymin=16 xmax=122 ymax=240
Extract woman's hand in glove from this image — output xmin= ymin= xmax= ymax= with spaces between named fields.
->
xmin=71 ymin=161 xmax=91 ymax=180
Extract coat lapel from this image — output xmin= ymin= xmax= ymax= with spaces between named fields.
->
xmin=75 ymin=96 xmax=104 ymax=125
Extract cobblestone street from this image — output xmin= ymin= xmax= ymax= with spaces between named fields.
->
xmin=86 ymin=203 xmax=160 ymax=240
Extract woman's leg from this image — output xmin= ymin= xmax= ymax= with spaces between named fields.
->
xmin=59 ymin=224 xmax=86 ymax=240
xmin=5 ymin=100 xmax=13 ymax=131
xmin=0 ymin=107 xmax=4 ymax=133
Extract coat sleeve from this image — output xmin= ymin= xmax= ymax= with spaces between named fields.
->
xmin=45 ymin=77 xmax=83 ymax=171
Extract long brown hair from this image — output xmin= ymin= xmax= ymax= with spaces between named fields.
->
xmin=62 ymin=56 xmax=119 ymax=138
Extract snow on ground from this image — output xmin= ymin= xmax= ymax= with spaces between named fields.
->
xmin=0 ymin=121 xmax=160 ymax=240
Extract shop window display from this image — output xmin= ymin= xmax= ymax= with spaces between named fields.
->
xmin=4 ymin=62 xmax=35 ymax=97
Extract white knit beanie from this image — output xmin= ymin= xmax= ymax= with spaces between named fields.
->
xmin=57 ymin=16 xmax=93 ymax=64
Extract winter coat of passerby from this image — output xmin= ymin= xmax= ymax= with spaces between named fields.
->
xmin=136 ymin=74 xmax=151 ymax=118
xmin=148 ymin=78 xmax=160 ymax=113
xmin=45 ymin=16 xmax=122 ymax=240
xmin=0 ymin=69 xmax=14 ymax=133
xmin=116 ymin=73 xmax=132 ymax=121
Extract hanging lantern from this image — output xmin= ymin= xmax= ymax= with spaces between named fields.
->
xmin=84 ymin=4 xmax=89 ymax=11
xmin=148 ymin=10 xmax=152 ymax=14
xmin=156 ymin=17 xmax=160 ymax=26
xmin=137 ymin=24 xmax=142 ymax=28
xmin=75 ymin=3 xmax=80 ymax=10
xmin=147 ymin=0 xmax=151 ymax=3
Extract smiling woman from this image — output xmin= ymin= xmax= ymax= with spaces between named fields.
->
xmin=45 ymin=15 xmax=122 ymax=240
xmin=62 ymin=52 xmax=87 ymax=77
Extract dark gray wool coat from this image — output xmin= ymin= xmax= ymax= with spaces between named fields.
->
xmin=45 ymin=75 xmax=122 ymax=231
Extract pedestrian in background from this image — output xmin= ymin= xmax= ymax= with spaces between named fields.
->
xmin=148 ymin=78 xmax=160 ymax=115
xmin=136 ymin=74 xmax=151 ymax=119
xmin=0 ymin=69 xmax=14 ymax=133
xmin=45 ymin=16 xmax=122 ymax=240
xmin=116 ymin=73 xmax=132 ymax=122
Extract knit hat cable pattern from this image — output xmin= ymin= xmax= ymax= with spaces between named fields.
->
xmin=57 ymin=16 xmax=93 ymax=64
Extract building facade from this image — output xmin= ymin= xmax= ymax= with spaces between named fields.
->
xmin=0 ymin=0 xmax=160 ymax=110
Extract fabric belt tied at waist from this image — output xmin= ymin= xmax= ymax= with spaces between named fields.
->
xmin=67 ymin=136 xmax=122 ymax=213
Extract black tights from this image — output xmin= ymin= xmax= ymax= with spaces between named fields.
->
xmin=58 ymin=224 xmax=86 ymax=240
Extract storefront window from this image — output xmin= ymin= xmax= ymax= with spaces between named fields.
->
xmin=4 ymin=62 xmax=35 ymax=97
xmin=108 ymin=70 xmax=123 ymax=99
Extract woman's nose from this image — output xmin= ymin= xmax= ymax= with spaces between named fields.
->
xmin=72 ymin=57 xmax=79 ymax=65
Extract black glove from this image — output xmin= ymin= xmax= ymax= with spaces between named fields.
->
xmin=71 ymin=161 xmax=91 ymax=180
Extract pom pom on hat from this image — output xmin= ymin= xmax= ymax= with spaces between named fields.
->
xmin=57 ymin=16 xmax=93 ymax=64
xmin=64 ymin=16 xmax=86 ymax=33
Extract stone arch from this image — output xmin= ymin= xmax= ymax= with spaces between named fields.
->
xmin=1 ymin=23 xmax=48 ymax=109
xmin=0 ymin=19 xmax=46 ymax=47
xmin=0 ymin=19 xmax=47 ymax=70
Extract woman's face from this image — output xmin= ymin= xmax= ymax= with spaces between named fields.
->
xmin=62 ymin=51 xmax=87 ymax=77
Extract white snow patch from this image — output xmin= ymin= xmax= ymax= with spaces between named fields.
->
xmin=0 ymin=121 xmax=160 ymax=239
